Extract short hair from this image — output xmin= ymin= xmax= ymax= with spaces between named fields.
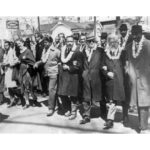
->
xmin=119 ymin=24 xmax=128 ymax=31
xmin=101 ymin=32 xmax=108 ymax=39
xmin=73 ymin=33 xmax=80 ymax=41
xmin=4 ymin=40 xmax=11 ymax=46
xmin=35 ymin=33 xmax=43 ymax=39
xmin=43 ymin=36 xmax=53 ymax=43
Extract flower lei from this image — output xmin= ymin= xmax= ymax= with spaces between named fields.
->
xmin=120 ymin=32 xmax=129 ymax=51
xmin=132 ymin=35 xmax=145 ymax=58
xmin=105 ymin=45 xmax=122 ymax=60
xmin=61 ymin=44 xmax=77 ymax=63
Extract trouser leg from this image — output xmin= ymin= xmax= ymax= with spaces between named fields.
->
xmin=107 ymin=101 xmax=117 ymax=121
xmin=8 ymin=88 xmax=15 ymax=103
xmin=0 ymin=93 xmax=4 ymax=103
xmin=82 ymin=101 xmax=91 ymax=119
xmin=48 ymin=77 xmax=57 ymax=110
xmin=138 ymin=107 xmax=149 ymax=131
xmin=24 ymin=91 xmax=30 ymax=105
xmin=70 ymin=97 xmax=77 ymax=114
xmin=61 ymin=96 xmax=71 ymax=112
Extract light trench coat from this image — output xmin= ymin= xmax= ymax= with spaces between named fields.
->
xmin=126 ymin=39 xmax=150 ymax=107
xmin=3 ymin=48 xmax=19 ymax=88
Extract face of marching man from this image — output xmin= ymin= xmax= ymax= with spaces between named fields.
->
xmin=4 ymin=42 xmax=10 ymax=51
xmin=80 ymin=35 xmax=86 ymax=46
xmin=109 ymin=37 xmax=120 ymax=50
xmin=120 ymin=30 xmax=127 ymax=38
xmin=66 ymin=36 xmax=74 ymax=50
xmin=132 ymin=32 xmax=142 ymax=43
xmin=16 ymin=40 xmax=24 ymax=50
xmin=87 ymin=39 xmax=96 ymax=49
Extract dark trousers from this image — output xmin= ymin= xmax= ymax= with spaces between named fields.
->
xmin=82 ymin=101 xmax=91 ymax=118
xmin=138 ymin=107 xmax=149 ymax=130
xmin=8 ymin=87 xmax=24 ymax=104
xmin=0 ymin=93 xmax=4 ymax=103
xmin=122 ymin=73 xmax=131 ymax=118
xmin=61 ymin=96 xmax=78 ymax=113
xmin=48 ymin=76 xmax=57 ymax=110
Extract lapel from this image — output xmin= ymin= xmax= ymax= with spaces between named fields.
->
xmin=89 ymin=49 xmax=97 ymax=67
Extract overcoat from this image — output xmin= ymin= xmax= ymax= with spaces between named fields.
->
xmin=58 ymin=48 xmax=83 ymax=97
xmin=126 ymin=38 xmax=150 ymax=107
xmin=102 ymin=52 xmax=125 ymax=102
xmin=82 ymin=47 xmax=103 ymax=102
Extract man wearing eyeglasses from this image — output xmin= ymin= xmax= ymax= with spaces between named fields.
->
xmin=79 ymin=33 xmax=103 ymax=124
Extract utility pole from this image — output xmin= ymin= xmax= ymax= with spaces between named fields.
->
xmin=94 ymin=16 xmax=96 ymax=40
xmin=116 ymin=16 xmax=121 ymax=27
xmin=37 ymin=16 xmax=40 ymax=32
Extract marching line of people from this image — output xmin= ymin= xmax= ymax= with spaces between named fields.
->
xmin=0 ymin=24 xmax=150 ymax=133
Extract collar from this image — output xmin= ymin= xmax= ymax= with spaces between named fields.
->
xmin=50 ymin=44 xmax=56 ymax=51
xmin=39 ymin=39 xmax=43 ymax=43
xmin=20 ymin=47 xmax=27 ymax=53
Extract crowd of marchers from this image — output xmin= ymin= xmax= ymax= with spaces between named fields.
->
xmin=0 ymin=24 xmax=150 ymax=133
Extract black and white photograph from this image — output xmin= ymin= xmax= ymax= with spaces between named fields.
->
xmin=0 ymin=16 xmax=150 ymax=134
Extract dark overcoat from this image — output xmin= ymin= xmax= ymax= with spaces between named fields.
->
xmin=82 ymin=47 xmax=103 ymax=102
xmin=0 ymin=48 xmax=4 ymax=93
xmin=102 ymin=53 xmax=125 ymax=102
xmin=58 ymin=49 xmax=83 ymax=97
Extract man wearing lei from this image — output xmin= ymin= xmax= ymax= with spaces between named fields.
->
xmin=119 ymin=23 xmax=133 ymax=126
xmin=126 ymin=25 xmax=150 ymax=133
xmin=101 ymin=33 xmax=125 ymax=129
xmin=57 ymin=36 xmax=83 ymax=120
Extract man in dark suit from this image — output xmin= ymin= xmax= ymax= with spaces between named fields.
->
xmin=79 ymin=34 xmax=103 ymax=124
xmin=0 ymin=41 xmax=5 ymax=105
xmin=119 ymin=23 xmax=133 ymax=126
xmin=35 ymin=33 xmax=47 ymax=96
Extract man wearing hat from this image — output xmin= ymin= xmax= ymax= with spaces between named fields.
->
xmin=126 ymin=25 xmax=150 ymax=133
xmin=119 ymin=23 xmax=133 ymax=126
xmin=100 ymin=32 xmax=108 ymax=49
xmin=80 ymin=33 xmax=103 ymax=124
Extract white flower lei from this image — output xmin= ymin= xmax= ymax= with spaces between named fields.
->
xmin=120 ymin=32 xmax=129 ymax=51
xmin=105 ymin=45 xmax=122 ymax=60
xmin=132 ymin=35 xmax=145 ymax=58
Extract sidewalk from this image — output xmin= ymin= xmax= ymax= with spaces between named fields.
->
xmin=0 ymin=96 xmax=139 ymax=133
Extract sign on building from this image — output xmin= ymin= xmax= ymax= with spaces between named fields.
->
xmin=6 ymin=20 xmax=19 ymax=29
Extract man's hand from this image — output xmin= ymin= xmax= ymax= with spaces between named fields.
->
xmin=102 ymin=66 xmax=107 ymax=71
xmin=107 ymin=72 xmax=114 ymax=79
xmin=34 ymin=63 xmax=39 ymax=69
xmin=63 ymin=64 xmax=70 ymax=70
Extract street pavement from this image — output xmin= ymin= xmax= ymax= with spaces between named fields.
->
xmin=0 ymin=96 xmax=142 ymax=134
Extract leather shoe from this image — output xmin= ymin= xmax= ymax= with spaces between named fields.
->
xmin=104 ymin=120 xmax=114 ymax=129
xmin=69 ymin=113 xmax=77 ymax=120
xmin=47 ymin=110 xmax=54 ymax=117
xmin=23 ymin=104 xmax=30 ymax=109
xmin=79 ymin=117 xmax=90 ymax=124
xmin=64 ymin=111 xmax=71 ymax=117
xmin=7 ymin=102 xmax=14 ymax=108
